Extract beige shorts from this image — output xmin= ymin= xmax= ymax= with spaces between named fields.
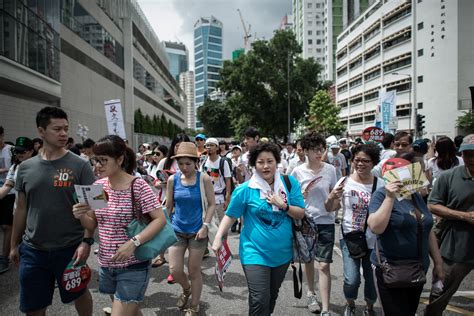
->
xmin=172 ymin=232 xmax=207 ymax=250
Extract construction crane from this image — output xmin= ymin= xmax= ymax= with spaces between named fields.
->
xmin=237 ymin=9 xmax=252 ymax=51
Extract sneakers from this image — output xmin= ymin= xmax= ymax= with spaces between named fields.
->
xmin=363 ymin=307 xmax=376 ymax=316
xmin=343 ymin=304 xmax=356 ymax=316
xmin=0 ymin=256 xmax=10 ymax=274
xmin=167 ymin=274 xmax=176 ymax=284
xmin=307 ymin=292 xmax=321 ymax=313
xmin=202 ymin=248 xmax=210 ymax=258
xmin=177 ymin=287 xmax=192 ymax=309
xmin=184 ymin=304 xmax=200 ymax=316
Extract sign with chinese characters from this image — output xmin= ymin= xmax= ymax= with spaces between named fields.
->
xmin=362 ymin=126 xmax=385 ymax=142
xmin=215 ymin=240 xmax=232 ymax=292
xmin=104 ymin=99 xmax=126 ymax=139
xmin=375 ymin=88 xmax=397 ymax=133
xmin=61 ymin=258 xmax=91 ymax=292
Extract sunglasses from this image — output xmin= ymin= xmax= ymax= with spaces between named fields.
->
xmin=14 ymin=149 xmax=27 ymax=154
xmin=153 ymin=152 xmax=162 ymax=156
xmin=195 ymin=138 xmax=204 ymax=141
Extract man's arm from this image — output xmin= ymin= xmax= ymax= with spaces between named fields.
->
xmin=428 ymin=203 xmax=474 ymax=224
xmin=10 ymin=192 xmax=27 ymax=266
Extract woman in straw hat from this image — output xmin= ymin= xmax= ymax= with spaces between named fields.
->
xmin=165 ymin=142 xmax=216 ymax=316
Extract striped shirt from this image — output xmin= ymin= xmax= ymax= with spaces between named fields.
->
xmin=94 ymin=177 xmax=159 ymax=268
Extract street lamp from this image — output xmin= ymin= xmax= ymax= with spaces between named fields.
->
xmin=391 ymin=72 xmax=414 ymax=136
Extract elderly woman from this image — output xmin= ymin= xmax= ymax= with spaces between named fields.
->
xmin=212 ymin=142 xmax=305 ymax=316
xmin=367 ymin=154 xmax=444 ymax=316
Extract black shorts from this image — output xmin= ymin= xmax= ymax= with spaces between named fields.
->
xmin=0 ymin=194 xmax=15 ymax=226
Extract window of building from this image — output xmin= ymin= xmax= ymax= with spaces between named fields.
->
xmin=208 ymin=43 xmax=222 ymax=51
xmin=349 ymin=77 xmax=362 ymax=88
xmin=417 ymin=102 xmax=423 ymax=109
xmin=308 ymin=2 xmax=313 ymax=9
xmin=337 ymin=84 xmax=348 ymax=93
xmin=308 ymin=48 xmax=313 ymax=54
xmin=349 ymin=57 xmax=362 ymax=71
xmin=350 ymin=117 xmax=363 ymax=124
xmin=308 ymin=21 xmax=313 ymax=26
xmin=383 ymin=30 xmax=411 ymax=50
xmin=316 ymin=3 xmax=321 ymax=8
xmin=349 ymin=96 xmax=363 ymax=106
xmin=417 ymin=49 xmax=424 ymax=56
xmin=364 ymin=68 xmax=381 ymax=81
xmin=208 ymin=36 xmax=222 ymax=44
xmin=339 ymin=100 xmax=348 ymax=108
xmin=316 ymin=39 xmax=321 ymax=45
xmin=317 ymin=30 xmax=321 ymax=35
xmin=365 ymin=114 xmax=375 ymax=122
xmin=209 ymin=26 xmax=222 ymax=37
xmin=337 ymin=67 xmax=348 ymax=77
xmin=383 ymin=4 xmax=411 ymax=27
xmin=417 ymin=22 xmax=424 ymax=30
xmin=308 ymin=39 xmax=313 ymax=45
xmin=364 ymin=90 xmax=379 ymax=101
xmin=364 ymin=23 xmax=381 ymax=41
xmin=364 ymin=46 xmax=381 ymax=61
xmin=349 ymin=38 xmax=362 ymax=52
xmin=316 ymin=48 xmax=322 ymax=53
xmin=316 ymin=21 xmax=321 ymax=25
xmin=417 ymin=75 xmax=423 ymax=83
xmin=308 ymin=30 xmax=313 ymax=36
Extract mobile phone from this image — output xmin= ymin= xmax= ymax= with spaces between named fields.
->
xmin=335 ymin=176 xmax=347 ymax=188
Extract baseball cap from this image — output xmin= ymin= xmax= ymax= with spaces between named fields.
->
xmin=205 ymin=137 xmax=219 ymax=146
xmin=195 ymin=133 xmax=206 ymax=140
xmin=330 ymin=143 xmax=340 ymax=149
xmin=459 ymin=134 xmax=474 ymax=152
xmin=143 ymin=150 xmax=153 ymax=156
xmin=14 ymin=137 xmax=34 ymax=152
xmin=412 ymin=139 xmax=428 ymax=154
xmin=339 ymin=138 xmax=347 ymax=144
xmin=231 ymin=145 xmax=242 ymax=151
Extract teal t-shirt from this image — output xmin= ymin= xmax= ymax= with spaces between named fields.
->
xmin=225 ymin=175 xmax=305 ymax=267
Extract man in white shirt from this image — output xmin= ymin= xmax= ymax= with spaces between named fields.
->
xmin=201 ymin=138 xmax=232 ymax=221
xmin=327 ymin=143 xmax=347 ymax=180
xmin=286 ymin=140 xmax=306 ymax=175
xmin=236 ymin=127 xmax=260 ymax=184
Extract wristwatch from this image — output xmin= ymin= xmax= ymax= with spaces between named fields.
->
xmin=131 ymin=236 xmax=141 ymax=247
xmin=202 ymin=222 xmax=211 ymax=229
xmin=82 ymin=237 xmax=94 ymax=246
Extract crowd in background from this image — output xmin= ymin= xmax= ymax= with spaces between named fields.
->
xmin=0 ymin=107 xmax=473 ymax=316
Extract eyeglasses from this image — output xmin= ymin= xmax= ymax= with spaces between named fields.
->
xmin=91 ymin=157 xmax=108 ymax=166
xmin=309 ymin=147 xmax=325 ymax=153
xmin=353 ymin=158 xmax=372 ymax=164
xmin=195 ymin=138 xmax=204 ymax=142
xmin=153 ymin=152 xmax=162 ymax=156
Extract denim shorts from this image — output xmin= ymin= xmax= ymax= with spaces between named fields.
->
xmin=18 ymin=242 xmax=86 ymax=313
xmin=172 ymin=232 xmax=208 ymax=250
xmin=313 ymin=224 xmax=335 ymax=263
xmin=99 ymin=261 xmax=151 ymax=303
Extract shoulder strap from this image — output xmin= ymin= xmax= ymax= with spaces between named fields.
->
xmin=363 ymin=176 xmax=378 ymax=233
xmin=283 ymin=174 xmax=292 ymax=192
xmin=371 ymin=176 xmax=378 ymax=194
xmin=130 ymin=177 xmax=140 ymax=220
xmin=411 ymin=194 xmax=424 ymax=263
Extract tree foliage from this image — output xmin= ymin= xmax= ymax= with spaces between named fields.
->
xmin=197 ymin=98 xmax=233 ymax=137
xmin=133 ymin=109 xmax=183 ymax=137
xmin=219 ymin=30 xmax=326 ymax=140
xmin=307 ymin=90 xmax=345 ymax=136
xmin=456 ymin=111 xmax=474 ymax=134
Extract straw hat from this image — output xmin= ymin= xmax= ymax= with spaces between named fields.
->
xmin=171 ymin=142 xmax=198 ymax=159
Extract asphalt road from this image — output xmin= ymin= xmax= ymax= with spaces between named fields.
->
xmin=0 ymin=226 xmax=472 ymax=315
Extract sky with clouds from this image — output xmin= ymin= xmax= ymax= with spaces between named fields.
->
xmin=137 ymin=0 xmax=292 ymax=69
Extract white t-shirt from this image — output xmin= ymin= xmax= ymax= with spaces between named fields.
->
xmin=238 ymin=152 xmax=252 ymax=182
xmin=380 ymin=149 xmax=397 ymax=161
xmin=340 ymin=177 xmax=384 ymax=248
xmin=5 ymin=164 xmax=17 ymax=195
xmin=286 ymin=156 xmax=306 ymax=175
xmin=426 ymin=156 xmax=464 ymax=182
xmin=328 ymin=152 xmax=347 ymax=180
xmin=0 ymin=144 xmax=12 ymax=186
xmin=277 ymin=159 xmax=288 ymax=174
xmin=201 ymin=156 xmax=232 ymax=204
xmin=291 ymin=162 xmax=337 ymax=224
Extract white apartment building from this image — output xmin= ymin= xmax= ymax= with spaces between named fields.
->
xmin=335 ymin=0 xmax=474 ymax=139
xmin=179 ymin=71 xmax=195 ymax=129
xmin=293 ymin=0 xmax=326 ymax=64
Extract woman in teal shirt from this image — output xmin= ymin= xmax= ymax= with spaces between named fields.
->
xmin=212 ymin=143 xmax=305 ymax=316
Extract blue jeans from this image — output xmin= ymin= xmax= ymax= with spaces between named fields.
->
xmin=99 ymin=261 xmax=151 ymax=303
xmin=340 ymin=239 xmax=377 ymax=305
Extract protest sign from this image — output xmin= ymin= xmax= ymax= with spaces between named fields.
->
xmin=362 ymin=126 xmax=385 ymax=143
xmin=61 ymin=258 xmax=91 ymax=293
xmin=104 ymin=99 xmax=126 ymax=139
xmin=215 ymin=240 xmax=232 ymax=291
xmin=382 ymin=160 xmax=429 ymax=200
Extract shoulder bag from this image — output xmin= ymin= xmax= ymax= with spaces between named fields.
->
xmin=126 ymin=178 xmax=178 ymax=261
xmin=375 ymin=194 xmax=427 ymax=288
xmin=341 ymin=177 xmax=377 ymax=259
xmin=199 ymin=171 xmax=219 ymax=244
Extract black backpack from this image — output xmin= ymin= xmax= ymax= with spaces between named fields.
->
xmin=202 ymin=156 xmax=235 ymax=195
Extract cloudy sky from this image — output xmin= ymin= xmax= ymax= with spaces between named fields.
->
xmin=137 ymin=0 xmax=292 ymax=69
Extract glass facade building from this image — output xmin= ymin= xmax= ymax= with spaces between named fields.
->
xmin=164 ymin=41 xmax=188 ymax=82
xmin=194 ymin=16 xmax=223 ymax=129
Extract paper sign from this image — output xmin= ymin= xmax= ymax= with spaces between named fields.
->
xmin=382 ymin=162 xmax=429 ymax=200
xmin=104 ymin=99 xmax=126 ymax=139
xmin=74 ymin=185 xmax=108 ymax=210
xmin=362 ymin=126 xmax=385 ymax=142
xmin=215 ymin=240 xmax=232 ymax=291
xmin=61 ymin=258 xmax=91 ymax=292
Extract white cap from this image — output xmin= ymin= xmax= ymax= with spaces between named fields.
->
xmin=205 ymin=137 xmax=219 ymax=146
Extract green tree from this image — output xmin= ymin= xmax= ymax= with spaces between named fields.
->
xmin=307 ymin=90 xmax=345 ymax=136
xmin=197 ymin=98 xmax=233 ymax=137
xmin=456 ymin=111 xmax=474 ymax=134
xmin=219 ymin=29 xmax=325 ymax=140
xmin=160 ymin=114 xmax=168 ymax=137
xmin=134 ymin=109 xmax=144 ymax=133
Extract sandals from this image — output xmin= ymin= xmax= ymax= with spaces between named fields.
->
xmin=151 ymin=255 xmax=166 ymax=267
xmin=177 ymin=287 xmax=191 ymax=309
xmin=184 ymin=304 xmax=200 ymax=316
